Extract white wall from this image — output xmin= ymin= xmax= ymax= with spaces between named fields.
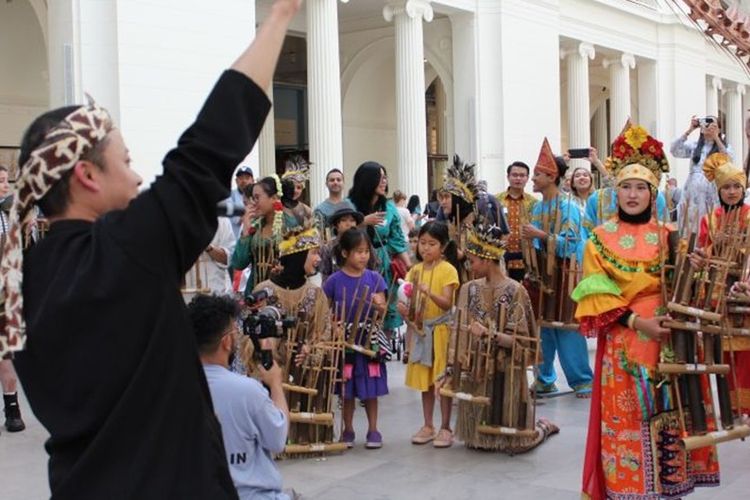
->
xmin=113 ymin=0 xmax=256 ymax=185
xmin=495 ymin=0 xmax=562 ymax=193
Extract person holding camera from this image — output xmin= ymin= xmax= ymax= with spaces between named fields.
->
xmin=189 ymin=294 xmax=292 ymax=500
xmin=671 ymin=115 xmax=735 ymax=232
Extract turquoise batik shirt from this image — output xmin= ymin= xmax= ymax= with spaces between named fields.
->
xmin=530 ymin=194 xmax=584 ymax=263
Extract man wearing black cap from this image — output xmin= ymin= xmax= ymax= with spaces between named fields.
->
xmin=318 ymin=207 xmax=378 ymax=282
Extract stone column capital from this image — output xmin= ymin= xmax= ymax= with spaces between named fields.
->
xmin=711 ymin=76 xmax=723 ymax=91
xmin=603 ymin=53 xmax=635 ymax=70
xmin=735 ymin=83 xmax=746 ymax=95
xmin=561 ymin=42 xmax=595 ymax=61
xmin=383 ymin=0 xmax=434 ymax=23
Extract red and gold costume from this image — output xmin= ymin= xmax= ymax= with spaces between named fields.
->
xmin=698 ymin=152 xmax=750 ymax=417
xmin=574 ymin=126 xmax=720 ymax=499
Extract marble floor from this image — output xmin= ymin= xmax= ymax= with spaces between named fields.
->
xmin=1 ymin=349 xmax=748 ymax=499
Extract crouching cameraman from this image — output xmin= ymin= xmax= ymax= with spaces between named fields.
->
xmin=188 ymin=294 xmax=291 ymax=500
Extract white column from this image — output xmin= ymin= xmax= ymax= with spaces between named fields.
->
xmin=604 ymin=52 xmax=635 ymax=136
xmin=307 ymin=0 xmax=347 ymax=206
xmin=257 ymin=89 xmax=276 ymax=178
xmin=706 ymin=76 xmax=722 ymax=118
xmin=592 ymin=103 xmax=608 ymax=159
xmin=384 ymin=0 xmax=433 ymax=204
xmin=725 ymin=83 xmax=746 ymax=161
xmin=563 ymin=42 xmax=595 ymax=168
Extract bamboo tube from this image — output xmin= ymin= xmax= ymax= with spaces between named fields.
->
xmin=288 ymin=412 xmax=335 ymax=425
xmin=681 ymin=425 xmax=750 ymax=451
xmin=476 ymin=425 xmax=539 ymax=438
xmin=662 ymin=320 xmax=722 ymax=335
xmin=345 ymin=343 xmax=378 ymax=358
xmin=282 ymin=383 xmax=318 ymax=396
xmin=657 ymin=363 xmax=730 ymax=375
xmin=438 ymin=387 xmax=490 ymax=405
xmin=666 ymin=302 xmax=722 ymax=322
xmin=284 ymin=442 xmax=348 ymax=454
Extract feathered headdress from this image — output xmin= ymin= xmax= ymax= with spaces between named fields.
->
xmin=282 ymin=155 xmax=311 ymax=184
xmin=279 ymin=224 xmax=320 ymax=258
xmin=465 ymin=223 xmax=505 ymax=261
xmin=443 ymin=154 xmax=479 ymax=204
xmin=605 ymin=121 xmax=669 ymax=188
xmin=703 ymin=152 xmax=746 ymax=189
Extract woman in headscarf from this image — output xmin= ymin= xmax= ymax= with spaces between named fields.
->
xmin=574 ymin=125 xmax=720 ymax=499
xmin=690 ymin=152 xmax=750 ymax=425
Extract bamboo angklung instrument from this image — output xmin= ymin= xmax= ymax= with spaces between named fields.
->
xmin=661 ymin=200 xmax=750 ymax=449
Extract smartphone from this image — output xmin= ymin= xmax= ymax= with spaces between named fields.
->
xmin=568 ymin=148 xmax=590 ymax=159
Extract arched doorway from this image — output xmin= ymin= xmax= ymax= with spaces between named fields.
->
xmin=0 ymin=0 xmax=49 ymax=179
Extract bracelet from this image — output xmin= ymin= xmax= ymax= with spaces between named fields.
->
xmin=627 ymin=313 xmax=639 ymax=330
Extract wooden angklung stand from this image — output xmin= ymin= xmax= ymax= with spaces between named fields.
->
xmin=279 ymin=302 xmax=347 ymax=456
xmin=661 ymin=207 xmax=750 ymax=452
xmin=522 ymin=198 xmax=581 ymax=332
xmin=440 ymin=295 xmax=541 ymax=444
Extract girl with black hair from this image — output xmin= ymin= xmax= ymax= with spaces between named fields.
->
xmin=396 ymin=221 xmax=459 ymax=448
xmin=323 ymin=228 xmax=389 ymax=449
xmin=671 ymin=115 xmax=735 ymax=232
xmin=347 ymin=162 xmax=411 ymax=333
xmin=231 ymin=175 xmax=299 ymax=294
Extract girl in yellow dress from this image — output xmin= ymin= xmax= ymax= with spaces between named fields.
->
xmin=397 ymin=221 xmax=459 ymax=448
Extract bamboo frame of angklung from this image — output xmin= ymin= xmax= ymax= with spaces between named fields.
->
xmin=660 ymin=197 xmax=750 ymax=449
xmin=282 ymin=303 xmax=347 ymax=453
xmin=440 ymin=287 xmax=541 ymax=438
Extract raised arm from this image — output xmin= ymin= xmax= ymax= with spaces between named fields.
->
xmin=231 ymin=1 xmax=302 ymax=93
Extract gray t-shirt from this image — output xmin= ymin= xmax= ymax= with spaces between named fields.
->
xmin=203 ymin=364 xmax=289 ymax=500
xmin=313 ymin=198 xmax=355 ymax=226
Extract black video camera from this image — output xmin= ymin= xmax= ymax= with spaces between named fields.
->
xmin=242 ymin=306 xmax=296 ymax=370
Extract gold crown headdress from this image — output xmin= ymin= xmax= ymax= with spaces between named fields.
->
xmin=443 ymin=154 xmax=479 ymax=204
xmin=278 ymin=224 xmax=320 ymax=258
xmin=703 ymin=152 xmax=746 ymax=189
xmin=465 ymin=223 xmax=505 ymax=261
xmin=281 ymin=155 xmax=311 ymax=184
xmin=605 ymin=121 xmax=669 ymax=188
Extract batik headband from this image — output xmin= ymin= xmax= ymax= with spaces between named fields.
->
xmin=0 ymin=97 xmax=113 ymax=356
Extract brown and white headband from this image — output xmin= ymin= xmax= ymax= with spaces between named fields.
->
xmin=0 ymin=97 xmax=113 ymax=356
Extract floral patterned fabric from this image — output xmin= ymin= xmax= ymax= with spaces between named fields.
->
xmin=575 ymin=218 xmax=720 ymax=499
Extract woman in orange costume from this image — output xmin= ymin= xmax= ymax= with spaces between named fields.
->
xmin=573 ymin=125 xmax=720 ymax=499
xmin=693 ymin=152 xmax=750 ymax=423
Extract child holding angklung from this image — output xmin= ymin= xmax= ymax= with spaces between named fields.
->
xmin=444 ymin=223 xmax=559 ymax=453
xmin=323 ymin=228 xmax=389 ymax=449
xmin=397 ymin=221 xmax=459 ymax=448
xmin=690 ymin=152 xmax=750 ymax=425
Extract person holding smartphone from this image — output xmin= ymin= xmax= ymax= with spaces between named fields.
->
xmin=671 ymin=115 xmax=734 ymax=233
